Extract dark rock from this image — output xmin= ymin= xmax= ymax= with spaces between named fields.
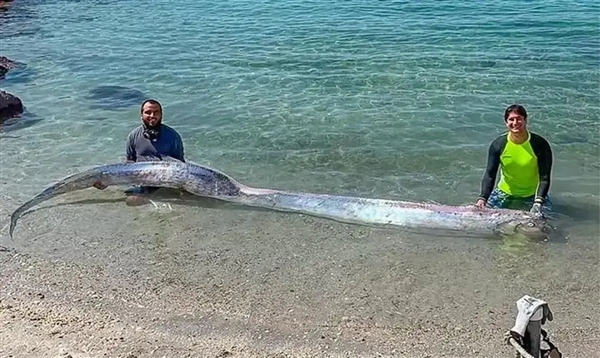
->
xmin=0 ymin=56 xmax=15 ymax=77
xmin=0 ymin=90 xmax=23 ymax=123
xmin=0 ymin=111 xmax=42 ymax=133
xmin=0 ymin=0 xmax=14 ymax=12
xmin=0 ymin=56 xmax=28 ymax=127
xmin=0 ymin=56 xmax=26 ymax=80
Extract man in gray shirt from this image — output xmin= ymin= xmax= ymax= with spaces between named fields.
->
xmin=126 ymin=99 xmax=185 ymax=163
xmin=94 ymin=99 xmax=186 ymax=205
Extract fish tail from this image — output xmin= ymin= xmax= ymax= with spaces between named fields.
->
xmin=9 ymin=169 xmax=100 ymax=239
xmin=10 ymin=193 xmax=48 ymax=239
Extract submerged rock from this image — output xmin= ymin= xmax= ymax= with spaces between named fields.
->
xmin=86 ymin=85 xmax=148 ymax=110
xmin=0 ymin=56 xmax=27 ymax=125
xmin=0 ymin=56 xmax=29 ymax=84
xmin=0 ymin=56 xmax=15 ymax=77
xmin=0 ymin=90 xmax=24 ymax=123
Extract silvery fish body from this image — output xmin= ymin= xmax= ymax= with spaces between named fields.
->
xmin=9 ymin=161 xmax=550 ymax=239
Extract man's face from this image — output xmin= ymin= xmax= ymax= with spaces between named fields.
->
xmin=505 ymin=111 xmax=527 ymax=134
xmin=141 ymin=102 xmax=162 ymax=128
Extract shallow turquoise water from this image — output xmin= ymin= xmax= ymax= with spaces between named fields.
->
xmin=0 ymin=1 xmax=598 ymax=238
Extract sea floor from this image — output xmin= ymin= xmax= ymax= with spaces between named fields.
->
xmin=1 ymin=188 xmax=597 ymax=357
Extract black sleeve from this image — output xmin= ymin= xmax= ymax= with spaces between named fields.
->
xmin=126 ymin=132 xmax=136 ymax=162
xmin=530 ymin=133 xmax=553 ymax=202
xmin=478 ymin=136 xmax=506 ymax=201
xmin=175 ymin=132 xmax=185 ymax=163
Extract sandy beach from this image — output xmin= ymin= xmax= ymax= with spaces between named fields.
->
xmin=1 ymin=188 xmax=598 ymax=358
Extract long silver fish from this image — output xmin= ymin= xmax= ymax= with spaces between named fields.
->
xmin=8 ymin=161 xmax=551 ymax=239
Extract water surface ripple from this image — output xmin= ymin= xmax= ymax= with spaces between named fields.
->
xmin=0 ymin=0 xmax=598 ymax=243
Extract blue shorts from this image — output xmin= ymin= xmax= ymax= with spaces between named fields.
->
xmin=487 ymin=188 xmax=553 ymax=212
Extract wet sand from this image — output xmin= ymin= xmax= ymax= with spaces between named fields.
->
xmin=1 ymin=189 xmax=598 ymax=357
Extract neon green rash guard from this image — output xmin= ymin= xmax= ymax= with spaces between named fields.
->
xmin=479 ymin=131 xmax=553 ymax=202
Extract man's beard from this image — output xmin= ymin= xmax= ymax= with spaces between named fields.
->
xmin=143 ymin=120 xmax=161 ymax=139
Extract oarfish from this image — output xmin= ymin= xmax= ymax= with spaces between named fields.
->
xmin=8 ymin=161 xmax=551 ymax=239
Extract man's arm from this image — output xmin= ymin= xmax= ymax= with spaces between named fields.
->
xmin=478 ymin=138 xmax=503 ymax=202
xmin=174 ymin=132 xmax=185 ymax=163
xmin=533 ymin=135 xmax=553 ymax=203
xmin=126 ymin=132 xmax=137 ymax=162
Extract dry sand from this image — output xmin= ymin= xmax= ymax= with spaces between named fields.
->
xmin=1 ymin=189 xmax=598 ymax=357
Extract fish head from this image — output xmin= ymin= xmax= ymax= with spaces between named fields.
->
xmin=501 ymin=211 xmax=553 ymax=240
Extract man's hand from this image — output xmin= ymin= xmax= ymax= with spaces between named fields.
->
xmin=530 ymin=202 xmax=543 ymax=214
xmin=93 ymin=180 xmax=108 ymax=190
xmin=475 ymin=198 xmax=487 ymax=208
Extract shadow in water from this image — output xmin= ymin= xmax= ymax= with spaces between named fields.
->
xmin=0 ymin=111 xmax=44 ymax=133
xmin=552 ymin=199 xmax=600 ymax=222
xmin=1 ymin=66 xmax=33 ymax=85
xmin=82 ymin=116 xmax=110 ymax=121
xmin=85 ymin=85 xmax=148 ymax=111
xmin=540 ymin=197 xmax=600 ymax=243
xmin=17 ymin=189 xmax=271 ymax=219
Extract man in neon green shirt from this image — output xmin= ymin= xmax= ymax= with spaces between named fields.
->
xmin=475 ymin=104 xmax=554 ymax=213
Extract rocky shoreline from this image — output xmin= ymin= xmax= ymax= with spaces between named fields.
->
xmin=0 ymin=55 xmax=24 ymax=124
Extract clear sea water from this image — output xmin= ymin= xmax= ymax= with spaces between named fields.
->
xmin=0 ymin=1 xmax=598 ymax=240
xmin=0 ymin=1 xmax=599 ymax=355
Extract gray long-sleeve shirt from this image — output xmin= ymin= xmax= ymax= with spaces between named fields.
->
xmin=126 ymin=124 xmax=185 ymax=162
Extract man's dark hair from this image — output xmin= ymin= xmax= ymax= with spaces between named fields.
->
xmin=141 ymin=99 xmax=162 ymax=114
xmin=504 ymin=104 xmax=528 ymax=122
